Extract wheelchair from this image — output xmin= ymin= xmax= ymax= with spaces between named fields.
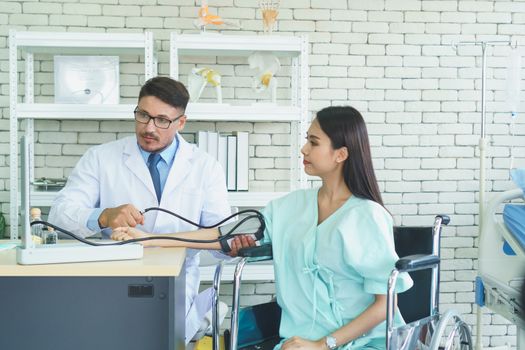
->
xmin=208 ymin=215 xmax=473 ymax=350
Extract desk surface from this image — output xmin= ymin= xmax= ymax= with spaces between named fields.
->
xmin=0 ymin=241 xmax=186 ymax=277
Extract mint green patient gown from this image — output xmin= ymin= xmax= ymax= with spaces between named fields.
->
xmin=261 ymin=188 xmax=413 ymax=350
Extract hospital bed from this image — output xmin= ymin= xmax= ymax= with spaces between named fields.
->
xmin=476 ymin=188 xmax=525 ymax=349
xmin=212 ymin=215 xmax=473 ymax=350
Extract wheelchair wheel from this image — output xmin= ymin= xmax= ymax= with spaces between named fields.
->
xmin=441 ymin=318 xmax=472 ymax=350
xmin=429 ymin=310 xmax=473 ymax=350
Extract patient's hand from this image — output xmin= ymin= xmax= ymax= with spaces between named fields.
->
xmin=281 ymin=336 xmax=325 ymax=350
xmin=111 ymin=227 xmax=151 ymax=245
xmin=228 ymin=235 xmax=256 ymax=257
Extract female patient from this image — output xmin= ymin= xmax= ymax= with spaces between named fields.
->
xmin=112 ymin=106 xmax=412 ymax=349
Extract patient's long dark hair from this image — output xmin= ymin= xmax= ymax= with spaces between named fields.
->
xmin=316 ymin=106 xmax=384 ymax=207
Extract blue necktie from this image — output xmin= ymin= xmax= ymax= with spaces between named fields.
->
xmin=148 ymin=153 xmax=162 ymax=203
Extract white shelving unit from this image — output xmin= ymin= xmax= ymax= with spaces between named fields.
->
xmin=9 ymin=30 xmax=156 ymax=239
xmin=170 ymin=33 xmax=309 ymax=207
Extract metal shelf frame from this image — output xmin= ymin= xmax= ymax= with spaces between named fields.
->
xmin=170 ymin=33 xmax=309 ymax=196
xmin=9 ymin=30 xmax=155 ymax=239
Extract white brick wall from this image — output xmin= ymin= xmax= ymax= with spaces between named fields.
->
xmin=1 ymin=0 xmax=524 ymax=347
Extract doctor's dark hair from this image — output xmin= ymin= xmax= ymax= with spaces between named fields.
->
xmin=316 ymin=106 xmax=384 ymax=207
xmin=138 ymin=76 xmax=190 ymax=112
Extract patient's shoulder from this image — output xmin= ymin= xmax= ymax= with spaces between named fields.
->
xmin=271 ymin=188 xmax=317 ymax=206
xmin=345 ymin=196 xmax=391 ymax=224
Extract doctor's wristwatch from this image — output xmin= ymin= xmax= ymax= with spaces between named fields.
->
xmin=325 ymin=335 xmax=337 ymax=349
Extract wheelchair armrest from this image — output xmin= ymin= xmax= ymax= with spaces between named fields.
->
xmin=395 ymin=254 xmax=439 ymax=273
xmin=238 ymin=244 xmax=273 ymax=258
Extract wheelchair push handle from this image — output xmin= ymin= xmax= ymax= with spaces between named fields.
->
xmin=436 ymin=214 xmax=450 ymax=226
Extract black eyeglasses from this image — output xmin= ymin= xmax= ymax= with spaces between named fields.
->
xmin=134 ymin=107 xmax=184 ymax=129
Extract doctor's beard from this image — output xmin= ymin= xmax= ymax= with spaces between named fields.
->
xmin=140 ymin=131 xmax=159 ymax=142
xmin=138 ymin=131 xmax=175 ymax=153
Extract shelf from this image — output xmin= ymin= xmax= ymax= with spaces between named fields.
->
xmin=30 ymin=190 xmax=286 ymax=208
xmin=18 ymin=103 xmax=135 ymax=120
xmin=9 ymin=30 xmax=156 ymax=240
xmin=12 ymin=31 xmax=151 ymax=55
xmin=170 ymin=32 xmax=309 ymax=211
xmin=17 ymin=103 xmax=301 ymax=122
xmin=172 ymin=33 xmax=304 ymax=57
xmin=186 ymin=103 xmax=301 ymax=121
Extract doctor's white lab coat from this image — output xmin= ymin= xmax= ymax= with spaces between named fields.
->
xmin=49 ymin=134 xmax=231 ymax=342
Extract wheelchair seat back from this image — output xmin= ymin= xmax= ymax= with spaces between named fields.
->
xmin=394 ymin=226 xmax=436 ymax=323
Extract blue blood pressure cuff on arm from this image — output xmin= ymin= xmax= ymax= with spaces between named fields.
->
xmin=218 ymin=212 xmax=266 ymax=253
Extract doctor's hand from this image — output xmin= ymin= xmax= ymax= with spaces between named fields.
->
xmin=98 ymin=204 xmax=144 ymax=229
xmin=281 ymin=336 xmax=326 ymax=350
xmin=111 ymin=227 xmax=151 ymax=245
xmin=228 ymin=235 xmax=256 ymax=257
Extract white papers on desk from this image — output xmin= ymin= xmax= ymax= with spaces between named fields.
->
xmin=0 ymin=242 xmax=18 ymax=251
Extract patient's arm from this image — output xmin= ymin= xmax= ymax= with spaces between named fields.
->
xmin=112 ymin=213 xmax=263 ymax=254
xmin=281 ymin=294 xmax=389 ymax=350
xmin=110 ymin=227 xmax=255 ymax=256
xmin=112 ymin=227 xmax=221 ymax=249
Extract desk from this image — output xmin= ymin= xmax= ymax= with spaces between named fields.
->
xmin=0 ymin=243 xmax=186 ymax=350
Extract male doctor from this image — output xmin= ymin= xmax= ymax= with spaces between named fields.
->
xmin=49 ymin=76 xmax=231 ymax=343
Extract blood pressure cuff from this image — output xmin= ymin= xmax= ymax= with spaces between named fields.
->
xmin=218 ymin=212 xmax=266 ymax=253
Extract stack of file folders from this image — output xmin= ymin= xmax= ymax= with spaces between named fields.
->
xmin=197 ymin=130 xmax=249 ymax=191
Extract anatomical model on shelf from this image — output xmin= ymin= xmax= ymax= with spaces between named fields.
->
xmin=194 ymin=0 xmax=241 ymax=32
xmin=259 ymin=0 xmax=280 ymax=33
xmin=248 ymin=51 xmax=281 ymax=104
xmin=188 ymin=67 xmax=223 ymax=104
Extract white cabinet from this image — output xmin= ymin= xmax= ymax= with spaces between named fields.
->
xmin=9 ymin=30 xmax=156 ymax=239
xmin=170 ymin=33 xmax=309 ymax=208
